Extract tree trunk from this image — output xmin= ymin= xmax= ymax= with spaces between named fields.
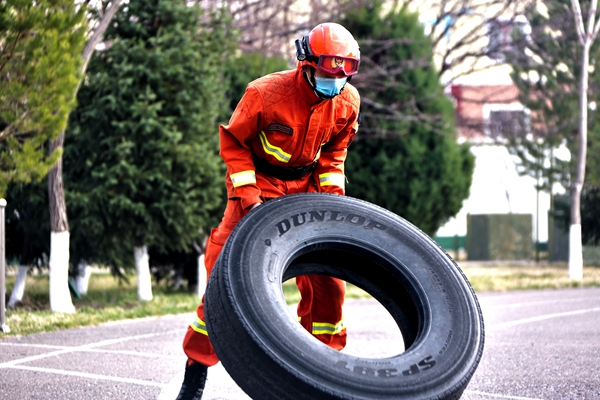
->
xmin=75 ymin=262 xmax=92 ymax=296
xmin=48 ymin=132 xmax=69 ymax=232
xmin=7 ymin=265 xmax=28 ymax=307
xmin=134 ymin=245 xmax=153 ymax=301
xmin=49 ymin=231 xmax=75 ymax=313
xmin=568 ymin=0 xmax=595 ymax=279
xmin=569 ymin=40 xmax=590 ymax=280
xmin=44 ymin=0 xmax=124 ymax=312
xmin=48 ymin=131 xmax=75 ymax=313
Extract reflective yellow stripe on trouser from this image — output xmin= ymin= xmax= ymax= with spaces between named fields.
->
xmin=259 ymin=131 xmax=291 ymax=163
xmin=190 ymin=316 xmax=208 ymax=336
xmin=312 ymin=320 xmax=346 ymax=335
xmin=319 ymin=172 xmax=345 ymax=189
xmin=298 ymin=317 xmax=345 ymax=335
xmin=230 ymin=170 xmax=256 ymax=187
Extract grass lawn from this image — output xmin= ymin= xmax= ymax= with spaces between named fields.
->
xmin=460 ymin=262 xmax=600 ymax=291
xmin=1 ymin=262 xmax=599 ymax=337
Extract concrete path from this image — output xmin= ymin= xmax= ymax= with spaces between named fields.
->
xmin=1 ymin=287 xmax=599 ymax=400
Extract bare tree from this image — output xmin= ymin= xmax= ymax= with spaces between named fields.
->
xmin=199 ymin=0 xmax=532 ymax=132
xmin=201 ymin=0 xmax=370 ymax=62
xmin=212 ymin=0 xmax=534 ymax=82
xmin=410 ymin=0 xmax=535 ymax=83
xmin=567 ymin=0 xmax=598 ymax=279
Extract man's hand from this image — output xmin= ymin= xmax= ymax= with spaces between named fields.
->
xmin=250 ymin=202 xmax=261 ymax=211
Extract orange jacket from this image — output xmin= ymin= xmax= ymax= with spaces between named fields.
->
xmin=219 ymin=66 xmax=361 ymax=209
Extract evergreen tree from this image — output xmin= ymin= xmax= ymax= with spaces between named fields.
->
xmin=507 ymin=0 xmax=578 ymax=194
xmin=64 ymin=1 xmax=235 ymax=276
xmin=5 ymin=181 xmax=50 ymax=267
xmin=223 ymin=51 xmax=289 ymax=114
xmin=341 ymin=2 xmax=474 ymax=236
xmin=149 ymin=50 xmax=289 ymax=291
xmin=0 ymin=0 xmax=86 ymax=196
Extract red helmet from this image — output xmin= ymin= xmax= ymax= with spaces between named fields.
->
xmin=296 ymin=23 xmax=360 ymax=76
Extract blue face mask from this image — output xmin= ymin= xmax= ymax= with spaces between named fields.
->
xmin=314 ymin=76 xmax=347 ymax=99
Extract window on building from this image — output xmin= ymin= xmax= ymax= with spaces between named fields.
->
xmin=483 ymin=104 xmax=530 ymax=138
xmin=486 ymin=16 xmax=530 ymax=62
xmin=489 ymin=110 xmax=529 ymax=137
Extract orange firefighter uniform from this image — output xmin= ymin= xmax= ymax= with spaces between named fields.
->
xmin=182 ymin=64 xmax=360 ymax=367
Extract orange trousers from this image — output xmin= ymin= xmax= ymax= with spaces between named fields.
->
xmin=182 ymin=175 xmax=347 ymax=367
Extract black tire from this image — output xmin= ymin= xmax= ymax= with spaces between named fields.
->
xmin=205 ymin=193 xmax=484 ymax=400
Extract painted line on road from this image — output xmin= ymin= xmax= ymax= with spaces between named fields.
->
xmin=464 ymin=389 xmax=543 ymax=400
xmin=5 ymin=364 xmax=166 ymax=388
xmin=0 ymin=329 xmax=185 ymax=367
xmin=0 ymin=342 xmax=184 ymax=360
xmin=488 ymin=307 xmax=600 ymax=331
xmin=158 ymin=371 xmax=185 ymax=400
xmin=0 ymin=342 xmax=65 ymax=350
xmin=482 ymin=296 xmax=600 ymax=310
xmin=78 ymin=348 xmax=184 ymax=360
xmin=100 ymin=313 xmax=193 ymax=327
xmin=72 ymin=329 xmax=186 ymax=350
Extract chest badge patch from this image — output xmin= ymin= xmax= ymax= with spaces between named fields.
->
xmin=267 ymin=123 xmax=294 ymax=136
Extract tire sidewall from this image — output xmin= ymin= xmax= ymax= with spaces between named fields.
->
xmin=209 ymin=193 xmax=483 ymax=399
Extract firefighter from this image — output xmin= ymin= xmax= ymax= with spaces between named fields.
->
xmin=176 ymin=22 xmax=361 ymax=399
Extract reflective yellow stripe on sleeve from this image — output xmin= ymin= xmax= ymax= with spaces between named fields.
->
xmin=190 ymin=316 xmax=208 ymax=336
xmin=319 ymin=172 xmax=345 ymax=189
xmin=312 ymin=320 xmax=346 ymax=335
xmin=230 ymin=170 xmax=256 ymax=188
xmin=259 ymin=131 xmax=291 ymax=163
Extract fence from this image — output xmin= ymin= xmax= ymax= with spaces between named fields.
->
xmin=466 ymin=213 xmax=533 ymax=261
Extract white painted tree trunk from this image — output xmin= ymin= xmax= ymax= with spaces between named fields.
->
xmin=569 ymin=224 xmax=584 ymax=280
xmin=75 ymin=262 xmax=92 ymax=296
xmin=569 ymin=37 xmax=589 ymax=280
xmin=134 ymin=246 xmax=153 ymax=301
xmin=46 ymin=0 xmax=124 ymax=313
xmin=49 ymin=231 xmax=75 ymax=313
xmin=197 ymin=254 xmax=206 ymax=298
xmin=7 ymin=265 xmax=29 ymax=307
xmin=569 ymin=0 xmax=595 ymax=280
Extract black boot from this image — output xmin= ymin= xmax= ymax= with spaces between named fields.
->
xmin=175 ymin=361 xmax=208 ymax=400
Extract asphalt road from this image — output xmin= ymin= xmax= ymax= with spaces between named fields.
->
xmin=1 ymin=287 xmax=599 ymax=400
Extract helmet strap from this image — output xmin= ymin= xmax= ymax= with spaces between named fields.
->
xmin=303 ymin=67 xmax=327 ymax=100
xmin=302 ymin=66 xmax=317 ymax=90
